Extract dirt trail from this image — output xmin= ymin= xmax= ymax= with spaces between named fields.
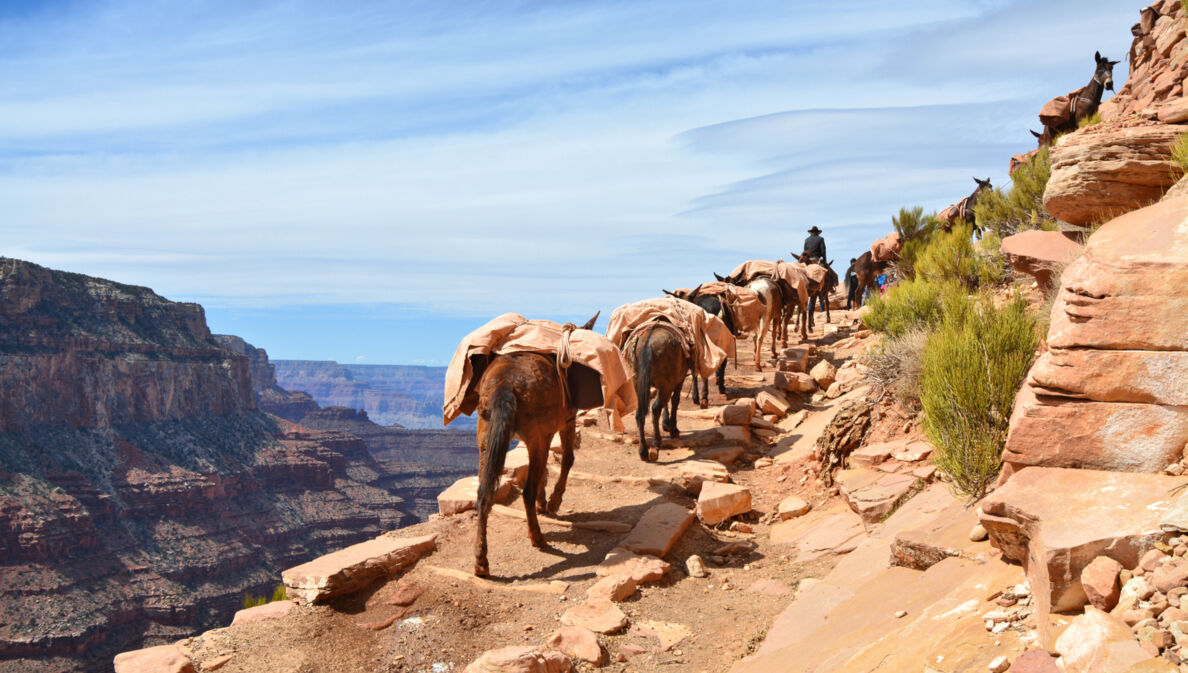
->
xmin=174 ymin=312 xmax=956 ymax=673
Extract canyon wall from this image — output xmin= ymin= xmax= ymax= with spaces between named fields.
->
xmin=0 ymin=258 xmax=416 ymax=673
xmin=273 ymin=360 xmax=477 ymax=430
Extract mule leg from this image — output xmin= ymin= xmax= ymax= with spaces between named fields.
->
xmin=690 ymin=370 xmax=701 ymax=407
xmin=699 ymin=371 xmax=709 ymax=409
xmin=522 ymin=438 xmax=549 ymax=549
xmin=652 ymin=391 xmax=665 ymax=448
xmin=635 ymin=397 xmax=650 ymax=460
xmin=473 ymin=417 xmax=492 ymax=577
xmin=535 ymin=441 xmax=550 ymax=514
xmin=668 ymin=380 xmax=683 ymax=437
xmin=546 ymin=418 xmax=576 ymax=513
xmin=715 ymin=360 xmax=726 ymax=395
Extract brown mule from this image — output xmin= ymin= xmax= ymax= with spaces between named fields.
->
xmin=624 ymin=323 xmax=690 ymax=461
xmin=849 ymin=251 xmax=892 ymax=305
xmin=472 ymin=313 xmax=598 ymax=578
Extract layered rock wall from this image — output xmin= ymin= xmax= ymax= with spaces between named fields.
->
xmin=1002 ymin=196 xmax=1188 ymax=476
xmin=0 ymin=259 xmax=415 ymax=672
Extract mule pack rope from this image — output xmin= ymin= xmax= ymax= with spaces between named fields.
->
xmin=556 ymin=322 xmax=576 ymax=408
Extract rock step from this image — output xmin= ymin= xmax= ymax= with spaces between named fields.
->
xmin=282 ymin=533 xmax=437 ymax=604
xmin=891 ymin=499 xmax=989 ymax=570
xmin=438 ymin=475 xmax=514 ymax=516
xmin=836 ymin=467 xmax=924 ymax=527
xmin=617 ymin=502 xmax=694 ymax=557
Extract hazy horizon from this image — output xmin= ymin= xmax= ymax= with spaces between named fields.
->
xmin=2 ymin=0 xmax=1136 ymax=364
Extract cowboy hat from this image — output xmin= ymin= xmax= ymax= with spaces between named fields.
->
xmin=807 ymin=226 xmax=822 ymax=234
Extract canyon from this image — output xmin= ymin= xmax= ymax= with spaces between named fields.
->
xmin=0 ymin=258 xmax=469 ymax=672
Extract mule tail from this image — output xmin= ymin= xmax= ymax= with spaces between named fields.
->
xmin=480 ymin=385 xmax=516 ymax=505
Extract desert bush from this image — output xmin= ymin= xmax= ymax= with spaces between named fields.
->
xmin=975 ymin=231 xmax=1009 ymax=287
xmin=921 ymin=293 xmax=1037 ymax=500
xmin=891 ymin=205 xmax=941 ymax=280
xmin=243 ymin=594 xmax=267 ymax=609
xmin=1077 ymin=112 xmax=1102 ymax=128
xmin=973 ymin=148 xmax=1058 ymax=236
xmin=915 ymin=223 xmax=997 ymax=290
xmin=271 ymin=584 xmax=288 ymax=602
xmin=861 ymin=328 xmax=930 ymax=409
xmin=862 ymin=278 xmax=948 ymax=337
xmin=1172 ymin=131 xmax=1188 ymax=176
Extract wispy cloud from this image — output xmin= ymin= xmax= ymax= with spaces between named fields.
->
xmin=0 ymin=0 xmax=1139 ymax=359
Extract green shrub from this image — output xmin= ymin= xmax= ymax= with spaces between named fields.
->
xmin=862 ymin=279 xmax=948 ymax=337
xmin=975 ymin=231 xmax=1009 ymax=287
xmin=891 ymin=206 xmax=941 ymax=280
xmin=915 ymin=223 xmax=986 ymax=290
xmin=921 ymin=294 xmax=1037 ymax=500
xmin=1077 ymin=112 xmax=1102 ymax=128
xmin=973 ymin=148 xmax=1057 ymax=236
xmin=271 ymin=584 xmax=288 ymax=602
xmin=243 ymin=594 xmax=266 ymax=609
xmin=1172 ymin=131 xmax=1188 ymax=176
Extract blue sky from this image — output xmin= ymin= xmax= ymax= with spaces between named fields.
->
xmin=2 ymin=0 xmax=1136 ymax=364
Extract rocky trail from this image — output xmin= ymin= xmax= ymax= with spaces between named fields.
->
xmin=116 ymin=312 xmax=1039 ymax=673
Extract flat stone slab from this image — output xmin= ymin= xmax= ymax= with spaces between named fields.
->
xmin=231 ymin=600 xmax=296 ymax=626
xmin=837 ymin=468 xmax=921 ymax=527
xmin=438 ymin=475 xmax=513 ymax=516
xmin=848 ymin=440 xmax=900 ymax=468
xmin=618 ymin=503 xmax=694 ymax=558
xmin=113 ymin=645 xmax=194 ymax=673
xmin=890 ymin=440 xmax=932 ymax=463
xmin=463 ymin=646 xmax=573 ymax=673
xmin=697 ymin=482 xmax=752 ymax=526
xmin=674 ymin=460 xmax=730 ymax=494
xmin=282 ymin=533 xmax=437 ymax=605
xmin=774 ymin=510 xmax=866 ymax=561
xmin=561 ymin=599 xmax=628 ymax=634
xmin=597 ymin=547 xmax=670 ymax=584
xmin=980 ymin=467 xmax=1182 ymax=647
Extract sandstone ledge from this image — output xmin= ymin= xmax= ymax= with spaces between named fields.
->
xmin=282 ymin=533 xmax=437 ymax=604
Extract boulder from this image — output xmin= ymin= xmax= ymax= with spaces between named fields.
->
xmin=755 ymin=389 xmax=791 ymax=416
xmin=1010 ymin=649 xmax=1060 ymax=673
xmin=113 ymin=645 xmax=195 ymax=673
xmin=780 ymin=347 xmax=810 ymax=372
xmin=980 ymin=467 xmax=1181 ymax=645
xmin=438 ymin=475 xmax=513 ymax=516
xmin=836 ymin=469 xmax=921 ymax=527
xmin=617 ymin=503 xmax=694 ymax=558
xmin=1004 ymin=196 xmax=1188 ymax=476
xmin=596 ymin=547 xmax=670 ymax=584
xmin=713 ymin=424 xmax=752 ymax=447
xmin=282 ymin=534 xmax=437 ymax=604
xmin=546 ymin=626 xmax=604 ymax=665
xmin=561 ymin=599 xmax=628 ymax=634
xmin=504 ymin=445 xmax=531 ymax=487
xmin=716 ymin=403 xmax=754 ymax=426
xmin=775 ymin=371 xmax=817 ymax=394
xmin=463 ymin=646 xmax=572 ymax=673
xmin=777 ymin=495 xmax=811 ymax=520
xmin=1043 ymin=122 xmax=1182 ymax=226
xmin=586 ymin=574 xmax=637 ymax=602
xmin=1082 ymin=556 xmax=1124 ymax=611
xmin=1054 ymin=607 xmax=1150 ymax=673
xmin=809 ymin=360 xmax=837 ymax=389
xmin=999 ymin=230 xmax=1084 ymax=293
xmin=230 ymin=600 xmax=295 ymax=626
xmin=675 ymin=460 xmax=730 ymax=495
xmin=696 ymin=482 xmax=752 ymax=526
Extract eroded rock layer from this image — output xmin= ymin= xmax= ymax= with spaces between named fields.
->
xmin=0 ymin=258 xmax=415 ymax=672
xmin=1003 ymin=196 xmax=1188 ymax=476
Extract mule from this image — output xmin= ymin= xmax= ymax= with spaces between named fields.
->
xmin=940 ymin=177 xmax=992 ymax=237
xmin=715 ymin=270 xmax=805 ymax=370
xmin=624 ymin=322 xmax=690 ymax=461
xmin=472 ymin=312 xmax=600 ymax=577
xmin=1037 ymin=51 xmax=1118 ymax=146
xmin=663 ymin=286 xmax=736 ymax=406
xmin=794 ymin=254 xmax=839 ymax=330
xmin=849 ymin=251 xmax=892 ymax=306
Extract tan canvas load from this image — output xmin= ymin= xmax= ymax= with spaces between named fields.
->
xmin=443 ymin=313 xmax=637 ymax=430
xmin=799 ymin=262 xmax=827 ymax=286
xmin=869 ymin=232 xmax=903 ymax=263
xmin=1039 ymin=94 xmax=1073 ymax=127
xmin=672 ymin=282 xmax=765 ymax=334
xmin=606 ymin=296 xmax=734 ymax=380
xmin=729 ymin=259 xmax=810 ymax=308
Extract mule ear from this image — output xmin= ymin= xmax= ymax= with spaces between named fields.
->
xmin=1109 ymin=59 xmax=1120 ymax=66
xmin=662 ymin=289 xmax=675 ymax=297
xmin=713 ymin=272 xmax=726 ymax=282
xmin=580 ymin=310 xmax=600 ymax=331
xmin=690 ymin=283 xmax=703 ymax=298
xmin=1095 ymin=50 xmax=1102 ymax=62
xmin=1030 ymin=129 xmax=1041 ymax=138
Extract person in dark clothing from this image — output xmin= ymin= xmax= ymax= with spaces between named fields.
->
xmin=802 ymin=226 xmax=827 ymax=264
xmin=844 ymin=258 xmax=859 ymax=309
xmin=802 ymin=226 xmax=828 ymax=315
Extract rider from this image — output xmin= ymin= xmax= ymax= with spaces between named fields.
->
xmin=801 ymin=226 xmax=827 ymax=314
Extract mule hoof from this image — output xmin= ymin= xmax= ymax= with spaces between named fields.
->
xmin=530 ymin=535 xmax=547 ymax=549
xmin=545 ymin=497 xmax=562 ymax=514
xmin=474 ymin=561 xmax=489 ymax=578
xmin=699 ymin=400 xmax=709 ymax=410
xmin=647 ymin=447 xmax=660 ymax=462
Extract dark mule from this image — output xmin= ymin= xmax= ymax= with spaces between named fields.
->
xmin=1036 ymin=51 xmax=1118 ymax=147
xmin=849 ymin=251 xmax=892 ymax=305
xmin=663 ymin=286 xmax=736 ymax=406
xmin=940 ymin=177 xmax=992 ymax=237
xmin=625 ymin=322 xmax=690 ymax=462
xmin=473 ymin=312 xmax=600 ymax=577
